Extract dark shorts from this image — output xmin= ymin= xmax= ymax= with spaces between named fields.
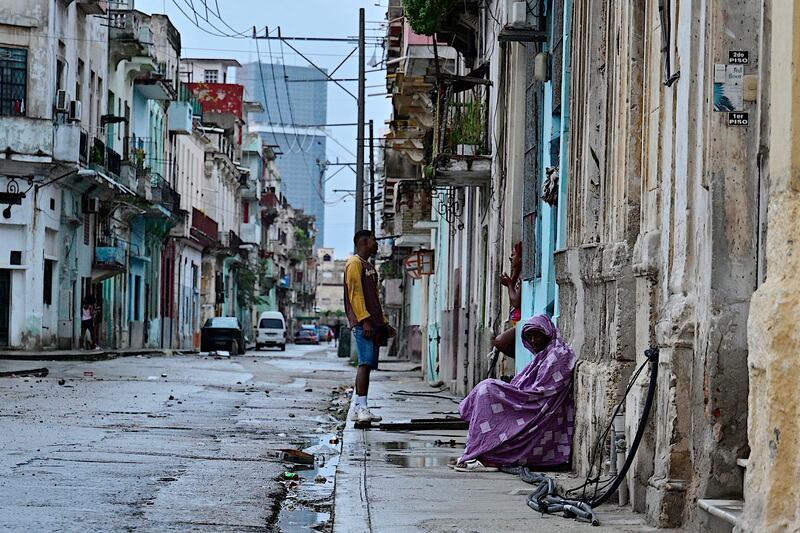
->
xmin=81 ymin=319 xmax=93 ymax=330
xmin=353 ymin=326 xmax=379 ymax=369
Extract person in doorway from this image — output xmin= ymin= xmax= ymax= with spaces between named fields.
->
xmin=453 ymin=314 xmax=577 ymax=472
xmin=80 ymin=297 xmax=97 ymax=350
xmin=344 ymin=230 xmax=396 ymax=424
xmin=488 ymin=241 xmax=523 ymax=378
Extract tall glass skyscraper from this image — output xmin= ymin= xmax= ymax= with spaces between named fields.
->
xmin=240 ymin=62 xmax=328 ymax=246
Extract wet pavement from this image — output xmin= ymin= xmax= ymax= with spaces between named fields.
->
xmin=0 ymin=344 xmax=351 ymax=532
xmin=334 ymin=365 xmax=664 ymax=533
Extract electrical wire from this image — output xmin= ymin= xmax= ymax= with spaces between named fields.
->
xmin=169 ymin=0 xmax=249 ymax=39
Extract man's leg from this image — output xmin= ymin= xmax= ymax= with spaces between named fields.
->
xmin=355 ymin=364 xmax=370 ymax=399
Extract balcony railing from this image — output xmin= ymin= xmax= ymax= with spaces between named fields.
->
xmin=191 ymin=208 xmax=219 ymax=246
xmin=94 ymin=233 xmax=127 ymax=273
xmin=430 ymin=79 xmax=492 ymax=187
xmin=89 ymin=138 xmax=127 ymax=186
xmin=108 ymin=9 xmax=156 ymax=66
xmin=150 ymin=172 xmax=181 ymax=214
xmin=79 ymin=129 xmax=89 ymax=164
xmin=218 ymin=230 xmax=243 ymax=252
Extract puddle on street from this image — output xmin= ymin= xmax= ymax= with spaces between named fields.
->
xmin=373 ymin=439 xmax=464 ymax=451
xmin=276 ymin=433 xmax=340 ymax=531
xmin=384 ymin=453 xmax=455 ymax=468
xmin=278 ymin=508 xmax=330 ymax=532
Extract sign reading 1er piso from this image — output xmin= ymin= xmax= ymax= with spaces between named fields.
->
xmin=715 ymin=51 xmax=749 ymax=126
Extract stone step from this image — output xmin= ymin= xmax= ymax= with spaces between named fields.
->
xmin=697 ymin=499 xmax=744 ymax=533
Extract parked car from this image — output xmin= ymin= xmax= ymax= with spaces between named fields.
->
xmin=294 ymin=328 xmax=319 ymax=345
xmin=317 ymin=325 xmax=332 ymax=343
xmin=255 ymin=311 xmax=286 ymax=351
xmin=201 ymin=317 xmax=245 ymax=355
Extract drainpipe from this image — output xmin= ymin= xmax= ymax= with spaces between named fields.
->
xmin=614 ymin=412 xmax=629 ymax=505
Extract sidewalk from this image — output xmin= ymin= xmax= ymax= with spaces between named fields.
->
xmin=0 ymin=347 xmax=198 ymax=361
xmin=334 ymin=363 xmax=656 ymax=533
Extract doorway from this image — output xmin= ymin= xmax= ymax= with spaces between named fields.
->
xmin=0 ymin=270 xmax=9 ymax=346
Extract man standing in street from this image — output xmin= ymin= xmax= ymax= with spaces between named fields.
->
xmin=344 ymin=230 xmax=395 ymax=423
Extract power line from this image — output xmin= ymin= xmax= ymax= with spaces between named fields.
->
xmin=169 ymin=0 xmax=248 ymax=39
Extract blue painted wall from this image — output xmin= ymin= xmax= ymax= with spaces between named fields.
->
xmin=516 ymin=0 xmax=572 ymax=372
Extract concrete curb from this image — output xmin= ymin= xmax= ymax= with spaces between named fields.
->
xmin=0 ymin=349 xmax=199 ymax=362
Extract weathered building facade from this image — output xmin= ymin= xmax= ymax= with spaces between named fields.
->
xmin=385 ymin=0 xmax=797 ymax=530
xmin=0 ymin=1 xmax=315 ymax=352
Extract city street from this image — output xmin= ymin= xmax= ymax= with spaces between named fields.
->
xmin=0 ymin=344 xmax=349 ymax=532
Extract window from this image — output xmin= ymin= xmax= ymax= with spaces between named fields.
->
xmin=134 ymin=275 xmax=141 ymax=321
xmin=9 ymin=251 xmax=21 ymax=265
xmin=259 ymin=318 xmax=283 ymax=329
xmin=0 ymin=47 xmax=27 ymax=116
xmin=243 ymin=201 xmax=249 ymax=223
xmin=43 ymin=259 xmax=54 ymax=305
xmin=204 ymin=69 xmax=218 ymax=83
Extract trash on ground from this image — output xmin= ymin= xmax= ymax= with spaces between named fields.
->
xmin=281 ymin=472 xmax=299 ymax=480
xmin=83 ymin=371 xmax=94 ymax=378
xmin=314 ymin=475 xmax=327 ymax=483
xmin=274 ymin=449 xmax=315 ymax=465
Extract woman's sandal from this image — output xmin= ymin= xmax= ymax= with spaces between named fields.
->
xmin=453 ymin=460 xmax=499 ymax=472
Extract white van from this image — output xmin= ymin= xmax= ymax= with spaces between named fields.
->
xmin=255 ymin=311 xmax=287 ymax=351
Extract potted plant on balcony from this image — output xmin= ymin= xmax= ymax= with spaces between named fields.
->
xmin=90 ymin=145 xmax=104 ymax=165
xmin=446 ymin=99 xmax=485 ymax=157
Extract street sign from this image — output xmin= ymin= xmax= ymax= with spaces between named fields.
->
xmin=0 ymin=192 xmax=24 ymax=205
xmin=728 ymin=112 xmax=749 ymax=126
xmin=729 ymin=51 xmax=749 ymax=64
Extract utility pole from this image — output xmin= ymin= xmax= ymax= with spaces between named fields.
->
xmin=355 ymin=8 xmax=366 ymax=233
xmin=369 ymin=119 xmax=376 ymax=233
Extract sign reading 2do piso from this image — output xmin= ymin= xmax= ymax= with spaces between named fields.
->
xmin=729 ymin=51 xmax=749 ymax=64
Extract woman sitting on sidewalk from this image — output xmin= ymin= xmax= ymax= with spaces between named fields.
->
xmin=454 ymin=314 xmax=577 ymax=472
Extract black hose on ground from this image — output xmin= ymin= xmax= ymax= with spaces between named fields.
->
xmin=517 ymin=347 xmax=660 ymax=526
xmin=589 ymin=347 xmax=659 ymax=508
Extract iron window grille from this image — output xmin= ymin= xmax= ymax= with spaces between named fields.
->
xmin=0 ymin=47 xmax=27 ymax=117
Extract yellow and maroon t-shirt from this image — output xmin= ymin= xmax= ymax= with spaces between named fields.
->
xmin=343 ymin=255 xmax=387 ymax=328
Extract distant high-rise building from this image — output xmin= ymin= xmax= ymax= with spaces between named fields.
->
xmin=240 ymin=63 xmax=328 ymax=246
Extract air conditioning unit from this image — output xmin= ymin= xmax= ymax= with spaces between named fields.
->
xmin=55 ymin=90 xmax=69 ymax=113
xmin=68 ymin=100 xmax=82 ymax=123
xmin=86 ymin=197 xmax=100 ymax=214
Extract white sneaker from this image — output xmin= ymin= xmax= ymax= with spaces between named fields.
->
xmin=350 ymin=405 xmax=363 ymax=421
xmin=357 ymin=407 xmax=382 ymax=423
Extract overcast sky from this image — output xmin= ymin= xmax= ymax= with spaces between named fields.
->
xmin=137 ymin=0 xmax=391 ymax=258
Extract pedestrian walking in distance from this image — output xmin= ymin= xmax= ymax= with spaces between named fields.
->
xmin=344 ymin=230 xmax=395 ymax=424
xmin=80 ymin=297 xmax=96 ymax=350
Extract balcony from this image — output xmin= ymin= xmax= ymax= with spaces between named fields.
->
xmin=93 ymin=235 xmax=127 ymax=281
xmin=218 ymin=230 xmax=243 ymax=254
xmin=150 ymin=172 xmax=181 ymax=214
xmin=191 ymin=208 xmax=219 ymax=247
xmin=239 ymin=221 xmax=260 ymax=245
xmin=167 ymin=101 xmax=192 ymax=134
xmin=53 ymin=123 xmax=81 ymax=163
xmin=75 ymin=0 xmax=108 ymax=15
xmin=430 ymin=79 xmax=492 ymax=187
xmin=108 ymin=9 xmax=156 ymax=67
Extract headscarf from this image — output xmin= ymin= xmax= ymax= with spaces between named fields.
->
xmin=512 ymin=314 xmax=576 ymax=389
xmin=520 ymin=314 xmax=559 ymax=354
